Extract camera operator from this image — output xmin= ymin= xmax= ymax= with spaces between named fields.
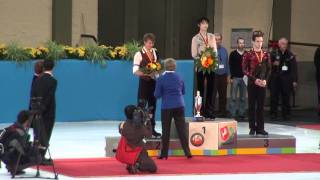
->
xmin=31 ymin=60 xmax=57 ymax=165
xmin=116 ymin=105 xmax=157 ymax=174
xmin=0 ymin=110 xmax=41 ymax=175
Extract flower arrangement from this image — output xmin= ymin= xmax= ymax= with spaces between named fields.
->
xmin=140 ymin=62 xmax=162 ymax=75
xmin=195 ymin=47 xmax=218 ymax=74
xmin=0 ymin=40 xmax=142 ymax=62
xmin=64 ymin=46 xmax=86 ymax=59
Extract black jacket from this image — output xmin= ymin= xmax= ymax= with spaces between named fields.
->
xmin=314 ymin=47 xmax=320 ymax=76
xmin=270 ymin=49 xmax=298 ymax=82
xmin=31 ymin=73 xmax=57 ymax=119
xmin=119 ymin=120 xmax=152 ymax=148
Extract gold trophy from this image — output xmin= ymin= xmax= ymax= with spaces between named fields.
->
xmin=194 ymin=91 xmax=204 ymax=121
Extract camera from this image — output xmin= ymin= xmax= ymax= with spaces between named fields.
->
xmin=133 ymin=99 xmax=154 ymax=126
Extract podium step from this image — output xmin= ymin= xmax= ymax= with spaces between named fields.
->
xmin=237 ymin=134 xmax=296 ymax=148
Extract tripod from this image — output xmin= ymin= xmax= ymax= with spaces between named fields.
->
xmin=12 ymin=100 xmax=58 ymax=179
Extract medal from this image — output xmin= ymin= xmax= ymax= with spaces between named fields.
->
xmin=199 ymin=33 xmax=209 ymax=47
xmin=254 ymin=50 xmax=264 ymax=63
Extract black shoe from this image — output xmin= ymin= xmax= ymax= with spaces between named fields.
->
xmin=14 ymin=170 xmax=26 ymax=175
xmin=270 ymin=113 xmax=278 ymax=121
xmin=187 ymin=155 xmax=193 ymax=159
xmin=207 ymin=113 xmax=215 ymax=119
xmin=282 ymin=114 xmax=291 ymax=121
xmin=126 ymin=165 xmax=138 ymax=174
xmin=157 ymin=156 xmax=168 ymax=160
xmin=256 ymin=130 xmax=269 ymax=136
xmin=41 ymin=158 xmax=53 ymax=166
xmin=152 ymin=130 xmax=161 ymax=138
xmin=238 ymin=115 xmax=246 ymax=121
xmin=249 ymin=129 xmax=255 ymax=135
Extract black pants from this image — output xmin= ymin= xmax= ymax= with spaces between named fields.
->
xmin=34 ymin=115 xmax=55 ymax=157
xmin=160 ymin=107 xmax=191 ymax=157
xmin=196 ymin=71 xmax=215 ymax=116
xmin=270 ymin=74 xmax=292 ymax=117
xmin=213 ymin=74 xmax=228 ymax=114
xmin=247 ymin=83 xmax=266 ymax=131
xmin=317 ymin=72 xmax=320 ymax=109
xmin=3 ymin=146 xmax=42 ymax=172
xmin=136 ymin=149 xmax=157 ymax=173
xmin=138 ymin=78 xmax=157 ymax=129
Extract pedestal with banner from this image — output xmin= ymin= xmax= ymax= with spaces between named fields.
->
xmin=188 ymin=121 xmax=219 ymax=150
xmin=187 ymin=119 xmax=237 ymax=151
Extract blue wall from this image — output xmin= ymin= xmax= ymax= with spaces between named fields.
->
xmin=0 ymin=60 xmax=194 ymax=123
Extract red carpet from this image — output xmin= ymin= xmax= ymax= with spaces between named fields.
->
xmin=38 ymin=154 xmax=320 ymax=177
xmin=298 ymin=124 xmax=320 ymax=131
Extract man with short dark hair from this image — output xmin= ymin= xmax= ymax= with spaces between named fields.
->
xmin=242 ymin=30 xmax=271 ymax=136
xmin=191 ymin=17 xmax=217 ymax=119
xmin=31 ymin=60 xmax=57 ymax=164
xmin=229 ymin=38 xmax=246 ymax=119
xmin=213 ymin=33 xmax=230 ymax=117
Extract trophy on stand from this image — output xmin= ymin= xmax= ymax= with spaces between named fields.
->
xmin=194 ymin=91 xmax=204 ymax=122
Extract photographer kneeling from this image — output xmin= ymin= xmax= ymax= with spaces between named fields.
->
xmin=0 ymin=110 xmax=42 ymax=175
xmin=116 ymin=105 xmax=157 ymax=174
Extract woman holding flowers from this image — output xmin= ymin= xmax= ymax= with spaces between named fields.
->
xmin=191 ymin=17 xmax=218 ymax=119
xmin=133 ymin=33 xmax=162 ymax=137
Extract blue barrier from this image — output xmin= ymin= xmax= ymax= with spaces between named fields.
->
xmin=0 ymin=60 xmax=194 ymax=123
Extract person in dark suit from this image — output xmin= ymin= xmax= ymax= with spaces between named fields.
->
xmin=29 ymin=60 xmax=43 ymax=110
xmin=154 ymin=58 xmax=192 ymax=159
xmin=314 ymin=47 xmax=320 ymax=116
xmin=31 ymin=60 xmax=57 ymax=164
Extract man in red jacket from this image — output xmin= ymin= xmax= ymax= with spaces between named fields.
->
xmin=116 ymin=105 xmax=157 ymax=174
xmin=242 ymin=30 xmax=271 ymax=136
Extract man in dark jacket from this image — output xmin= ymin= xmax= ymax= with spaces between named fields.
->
xmin=31 ymin=60 xmax=57 ymax=163
xmin=269 ymin=38 xmax=298 ymax=120
xmin=314 ymin=47 xmax=320 ymax=116
xmin=117 ymin=105 xmax=157 ymax=174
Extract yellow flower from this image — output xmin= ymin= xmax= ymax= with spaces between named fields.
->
xmin=115 ymin=46 xmax=128 ymax=58
xmin=110 ymin=51 xmax=116 ymax=58
xmin=100 ymin=45 xmax=107 ymax=48
xmin=35 ymin=49 xmax=42 ymax=56
xmin=151 ymin=63 xmax=157 ymax=70
xmin=25 ymin=47 xmax=38 ymax=58
xmin=156 ymin=63 xmax=161 ymax=71
xmin=0 ymin=43 xmax=6 ymax=49
xmin=38 ymin=46 xmax=49 ymax=53
xmin=77 ymin=48 xmax=85 ymax=57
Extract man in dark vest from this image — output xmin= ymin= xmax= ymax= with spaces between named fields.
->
xmin=133 ymin=33 xmax=161 ymax=137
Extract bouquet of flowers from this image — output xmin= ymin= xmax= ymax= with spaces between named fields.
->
xmin=140 ymin=62 xmax=162 ymax=75
xmin=195 ymin=47 xmax=218 ymax=74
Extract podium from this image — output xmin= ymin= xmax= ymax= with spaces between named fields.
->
xmin=105 ymin=118 xmax=296 ymax=157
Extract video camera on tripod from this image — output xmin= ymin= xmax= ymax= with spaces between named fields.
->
xmin=134 ymin=99 xmax=154 ymax=126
